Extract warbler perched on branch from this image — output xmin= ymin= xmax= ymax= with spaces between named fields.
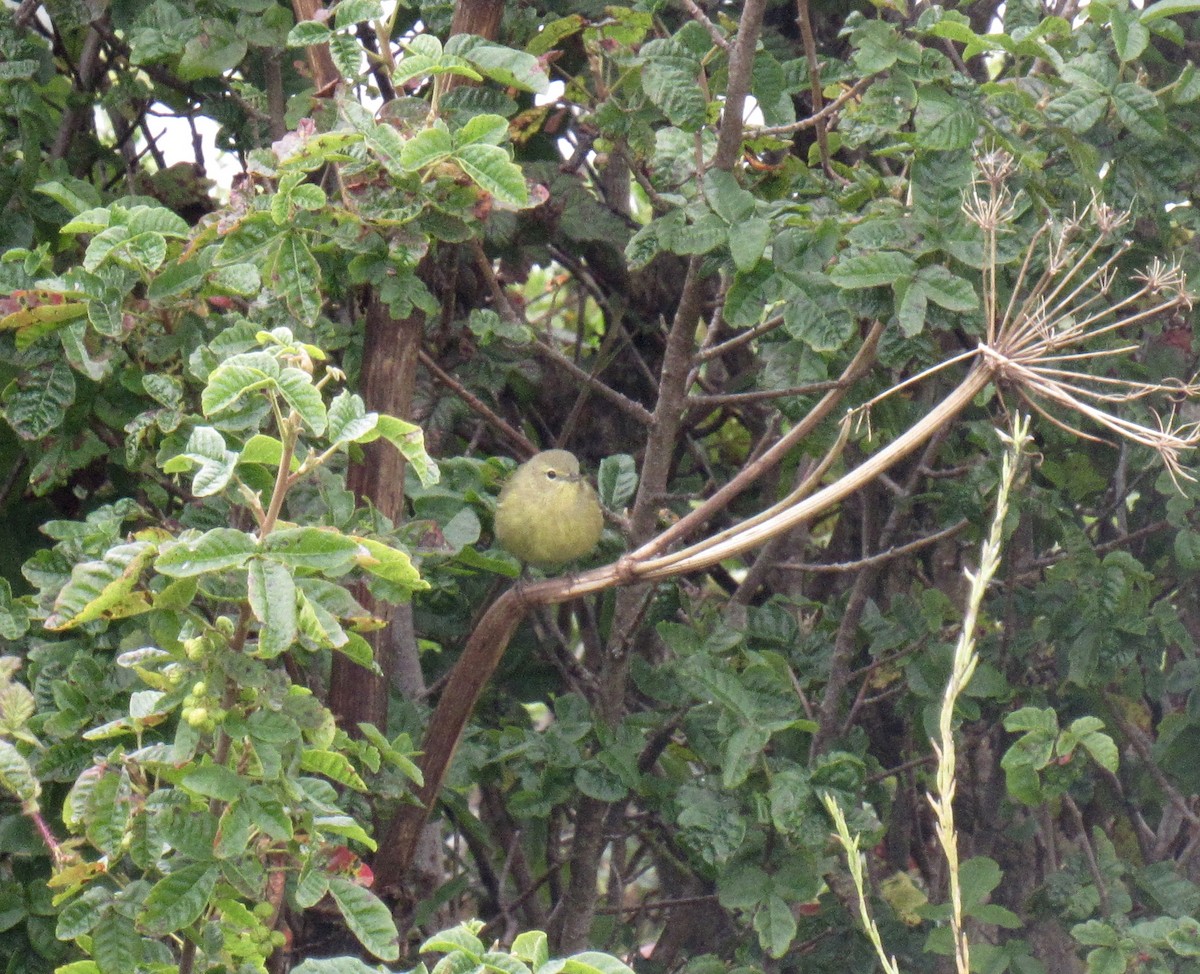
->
xmin=494 ymin=450 xmax=603 ymax=567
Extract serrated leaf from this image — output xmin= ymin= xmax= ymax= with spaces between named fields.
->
xmin=0 ymin=579 xmax=30 ymax=640
xmin=830 ymin=251 xmax=917 ymax=289
xmin=92 ymin=908 xmax=141 ymax=974
xmin=360 ymin=414 xmax=439 ymax=486
xmin=201 ymin=353 xmax=280 ymax=416
xmin=753 ymin=894 xmax=797 ymax=959
xmin=560 ymin=952 xmax=637 ymax=974
xmin=155 ymin=528 xmax=257 ymax=577
xmin=729 ymin=217 xmax=770 ymax=272
xmin=328 ymin=877 xmax=400 ymax=961
xmin=288 ymin=20 xmax=331 ymax=46
xmin=181 ymin=761 xmax=245 ymax=801
xmin=328 ymin=391 xmax=378 ymax=446
xmin=455 ymin=143 xmax=528 ymax=207
xmin=1046 ymin=87 xmax=1108 ymax=134
xmin=914 ymin=88 xmax=978 ymax=151
xmin=334 ymin=0 xmax=383 ymax=29
xmin=261 ymin=527 xmax=359 ymax=573
xmin=597 ymin=454 xmax=636 ymax=511
xmin=271 ymin=233 xmax=323 ymax=326
xmin=142 ymin=862 xmax=219 ymax=935
xmin=640 ymin=44 xmax=705 ymax=130
xmin=400 ymin=124 xmax=455 ymax=170
xmin=447 ymin=36 xmax=549 ymax=94
xmin=353 ymin=537 xmax=425 ymax=590
xmin=301 ymin=749 xmax=368 ymax=790
xmin=276 ymin=366 xmax=328 ymax=434
xmin=45 ymin=542 xmax=156 ymax=630
xmin=0 ymin=739 xmax=39 ymax=806
xmin=916 ymin=264 xmax=978 ymax=311
xmin=248 ymin=558 xmax=297 ymax=658
xmin=1112 ymin=82 xmax=1167 ymax=140
xmin=2 ymin=361 xmax=76 ymax=440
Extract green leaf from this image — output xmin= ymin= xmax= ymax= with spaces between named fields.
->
xmin=454 ymin=144 xmax=529 ymax=207
xmin=277 ymin=366 xmax=328 ymax=434
xmin=916 ymin=265 xmax=978 ymax=311
xmin=722 ymin=725 xmax=769 ymax=788
xmin=0 ymin=739 xmax=39 ymax=806
xmin=511 ymin=931 xmax=549 ymax=968
xmin=1110 ymin=7 xmax=1150 ymax=61
xmin=401 ymin=123 xmax=455 ymax=170
xmin=261 ymin=527 xmax=359 ymax=574
xmin=328 ymin=877 xmax=400 ymax=961
xmin=456 ymin=114 xmax=511 ymax=147
xmin=211 ymin=261 xmax=262 ymax=294
xmin=597 ymin=454 xmax=637 ymax=511
xmin=729 ymin=217 xmax=770 ymax=272
xmin=360 ymin=414 xmax=440 ymax=486
xmin=56 ymin=887 xmax=112 ymax=939
xmin=301 ymin=748 xmax=368 ymax=790
xmin=1083 ymin=946 xmax=1128 ymax=974
xmin=0 ymin=578 xmax=31 ymax=639
xmin=914 ymin=88 xmax=978 ymax=151
xmin=35 ymin=178 xmax=101 ymax=215
xmin=783 ymin=293 xmax=854 ymax=352
xmin=421 ymin=923 xmax=485 ymax=956
xmin=446 ymin=36 xmax=550 ymax=94
xmin=896 ymin=277 xmax=928 ymax=337
xmin=640 ymin=40 xmax=705 ymax=130
xmin=201 ymin=352 xmax=280 ymax=416
xmin=704 ymin=170 xmax=756 ymax=225
xmin=330 ymin=31 xmax=364 ymax=80
xmin=328 ymin=391 xmax=378 ymax=446
xmin=1176 ymin=529 xmax=1200 ymax=571
xmin=248 ymin=558 xmax=298 ymax=657
xmin=2 ymin=361 xmax=76 ymax=440
xmin=178 ymin=22 xmax=247 ymax=79
xmin=155 ymin=528 xmax=257 ymax=577
xmin=142 ymin=862 xmax=220 ymax=935
xmin=353 ymin=537 xmax=425 ymax=590
xmin=92 ymin=909 xmax=141 ymax=974
xmin=561 ymin=953 xmax=637 ymax=974
xmin=167 ymin=425 xmax=238 ymax=497
xmin=334 ymin=0 xmax=383 ymax=29
xmin=292 ymin=959 xmax=386 ymax=974
xmin=271 ymin=233 xmax=323 ymax=326
xmin=830 ymin=251 xmax=916 ymax=289
xmin=287 ymin=20 xmax=331 ymax=46
xmin=754 ymin=893 xmax=797 ymax=959
xmin=958 ymin=856 xmax=1002 ymax=909
xmin=1142 ymin=0 xmax=1200 ymax=22
xmin=1112 ymin=82 xmax=1167 ymax=140
xmin=181 ymin=760 xmax=245 ymax=801
xmin=44 ymin=542 xmax=156 ymax=630
xmin=1046 ymin=87 xmax=1108 ymax=134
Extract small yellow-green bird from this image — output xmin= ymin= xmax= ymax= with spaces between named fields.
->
xmin=494 ymin=450 xmax=603 ymax=567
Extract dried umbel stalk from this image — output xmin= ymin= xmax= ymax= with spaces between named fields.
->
xmin=965 ymin=157 xmax=1198 ymax=487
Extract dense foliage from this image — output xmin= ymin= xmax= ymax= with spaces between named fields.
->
xmin=4 ymin=1 xmax=1200 ymax=973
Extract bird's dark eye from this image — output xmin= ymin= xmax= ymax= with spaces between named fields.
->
xmin=545 ymin=470 xmax=558 ymax=480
